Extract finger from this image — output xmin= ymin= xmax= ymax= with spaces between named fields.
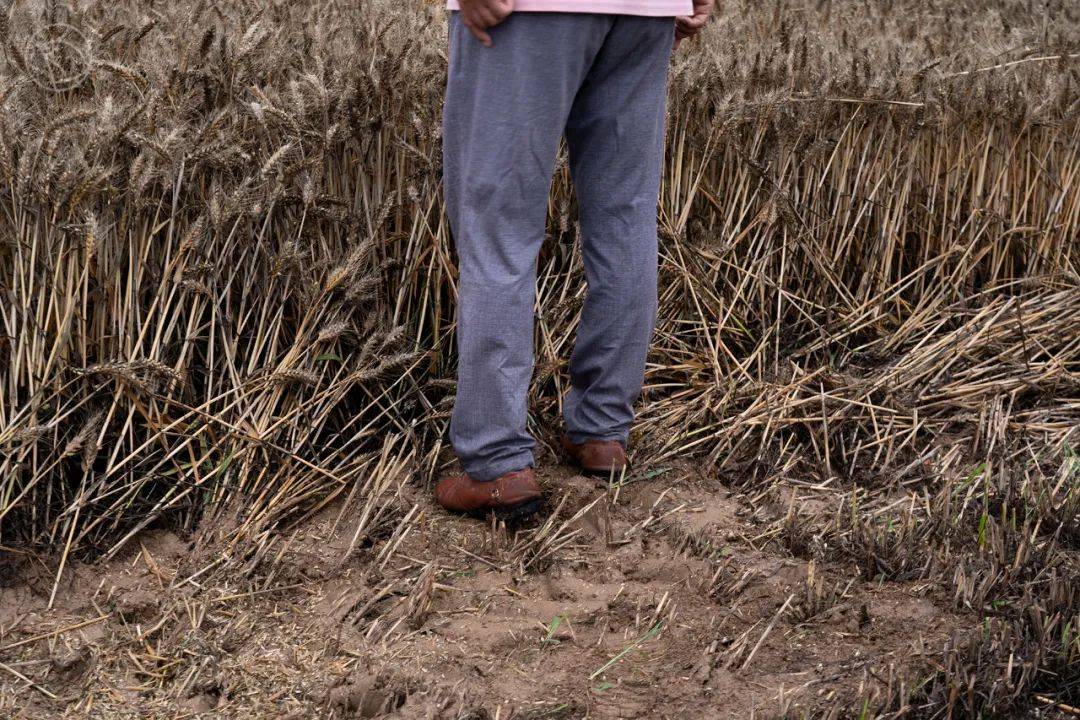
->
xmin=476 ymin=2 xmax=507 ymax=27
xmin=674 ymin=35 xmax=682 ymax=50
xmin=461 ymin=10 xmax=479 ymax=30
xmin=463 ymin=17 xmax=492 ymax=47
xmin=491 ymin=0 xmax=513 ymax=23
xmin=472 ymin=7 xmax=497 ymax=27
xmin=682 ymin=13 xmax=709 ymax=29
xmin=462 ymin=8 xmax=489 ymax=30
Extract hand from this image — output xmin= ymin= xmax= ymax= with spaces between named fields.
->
xmin=457 ymin=0 xmax=513 ymax=47
xmin=675 ymin=0 xmax=716 ymax=50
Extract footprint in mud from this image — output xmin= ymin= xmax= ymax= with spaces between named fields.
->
xmin=321 ymin=673 xmax=404 ymax=718
xmin=112 ymin=586 xmax=161 ymax=623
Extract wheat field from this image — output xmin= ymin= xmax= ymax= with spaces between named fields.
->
xmin=0 ymin=0 xmax=1078 ymax=717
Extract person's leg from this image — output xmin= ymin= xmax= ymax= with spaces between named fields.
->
xmin=562 ymin=15 xmax=674 ymax=446
xmin=443 ymin=11 xmax=611 ymax=481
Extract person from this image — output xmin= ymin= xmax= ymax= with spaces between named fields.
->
xmin=436 ymin=0 xmax=715 ymax=518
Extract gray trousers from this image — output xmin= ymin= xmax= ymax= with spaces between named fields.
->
xmin=443 ymin=11 xmax=673 ymax=481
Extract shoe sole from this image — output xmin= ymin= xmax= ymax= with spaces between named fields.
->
xmin=494 ymin=497 xmax=543 ymax=522
xmin=446 ymin=497 xmax=544 ymax=523
xmin=566 ymin=458 xmax=630 ymax=478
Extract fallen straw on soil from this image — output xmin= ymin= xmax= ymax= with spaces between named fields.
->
xmin=1 ymin=0 xmax=1078 ymax=717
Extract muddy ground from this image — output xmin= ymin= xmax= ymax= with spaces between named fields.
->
xmin=1 ymin=460 xmax=977 ymax=719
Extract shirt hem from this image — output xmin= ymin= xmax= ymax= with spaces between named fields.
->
xmin=446 ymin=0 xmax=691 ymax=16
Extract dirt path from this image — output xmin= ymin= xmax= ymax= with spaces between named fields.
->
xmin=0 ymin=462 xmax=971 ymax=718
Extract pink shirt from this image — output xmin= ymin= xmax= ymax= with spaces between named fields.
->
xmin=446 ymin=0 xmax=692 ymax=16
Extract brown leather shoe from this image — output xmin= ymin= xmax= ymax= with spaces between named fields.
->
xmin=435 ymin=468 xmax=542 ymax=519
xmin=560 ymin=434 xmax=629 ymax=476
